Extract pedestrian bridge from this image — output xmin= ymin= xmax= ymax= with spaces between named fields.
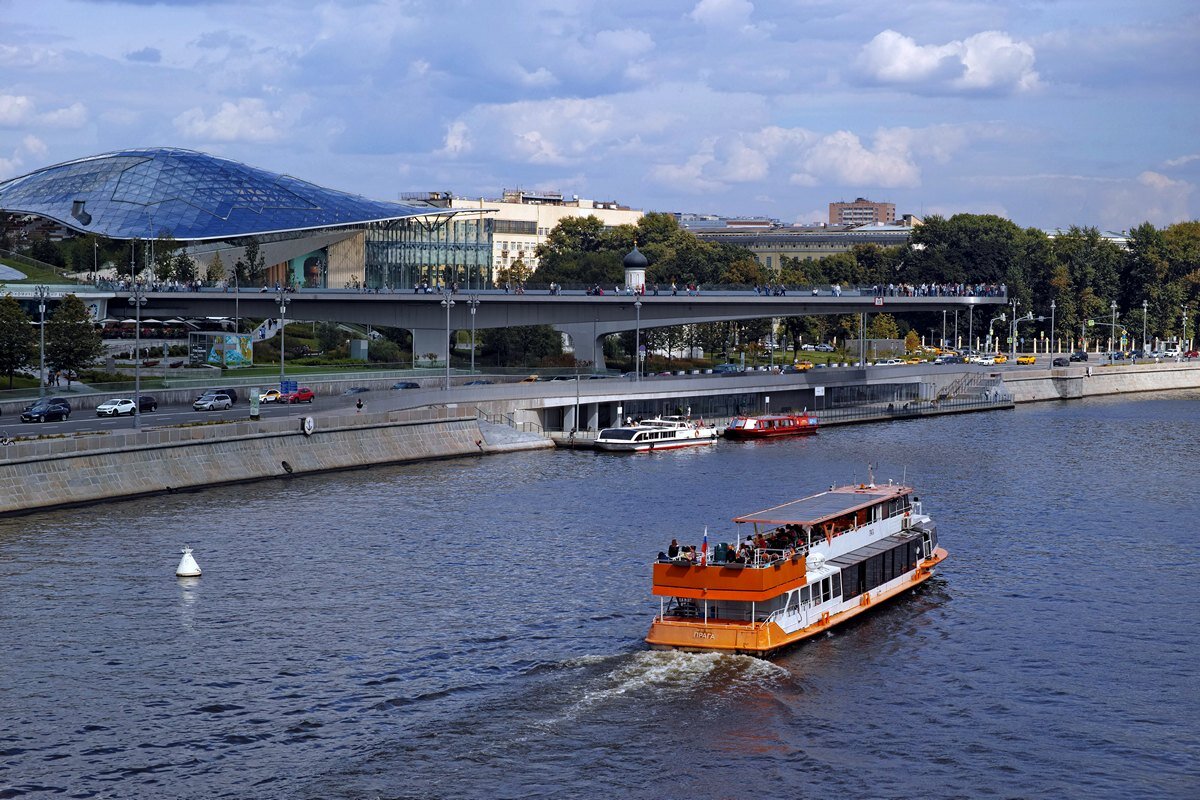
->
xmin=8 ymin=285 xmax=1005 ymax=366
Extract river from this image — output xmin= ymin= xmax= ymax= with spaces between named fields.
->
xmin=2 ymin=393 xmax=1198 ymax=799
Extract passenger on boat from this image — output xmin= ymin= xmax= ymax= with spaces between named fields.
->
xmin=668 ymin=539 xmax=680 ymax=558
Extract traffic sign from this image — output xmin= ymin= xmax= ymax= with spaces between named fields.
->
xmin=281 ymin=380 xmax=298 ymax=393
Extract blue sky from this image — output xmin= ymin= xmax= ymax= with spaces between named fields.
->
xmin=2 ymin=0 xmax=1197 ymax=230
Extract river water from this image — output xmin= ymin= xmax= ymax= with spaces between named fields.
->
xmin=2 ymin=393 xmax=1198 ymax=799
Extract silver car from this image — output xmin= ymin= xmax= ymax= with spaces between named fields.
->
xmin=193 ymin=393 xmax=232 ymax=411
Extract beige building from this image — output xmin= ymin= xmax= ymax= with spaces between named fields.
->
xmin=693 ymin=225 xmax=914 ymax=272
xmin=449 ymin=189 xmax=643 ymax=279
xmin=829 ymin=197 xmax=895 ymax=226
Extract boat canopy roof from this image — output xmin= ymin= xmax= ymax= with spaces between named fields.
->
xmin=733 ymin=484 xmax=910 ymax=526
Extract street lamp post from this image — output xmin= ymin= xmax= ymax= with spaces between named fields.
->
xmin=129 ymin=283 xmax=147 ymax=429
xmin=441 ymin=289 xmax=455 ymax=390
xmin=35 ymin=285 xmax=49 ymax=399
xmin=1110 ymin=300 xmax=1118 ymax=354
xmin=467 ymin=294 xmax=480 ymax=375
xmin=275 ymin=286 xmax=290 ymax=387
xmin=1009 ymin=298 xmax=1020 ymax=359
xmin=1183 ymin=304 xmax=1190 ymax=351
xmin=1142 ymin=299 xmax=1148 ymax=352
xmin=942 ymin=310 xmax=946 ymax=349
xmin=1050 ymin=300 xmax=1056 ymax=354
xmin=634 ymin=297 xmax=642 ymax=381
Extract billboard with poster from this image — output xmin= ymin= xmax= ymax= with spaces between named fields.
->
xmin=188 ymin=332 xmax=253 ymax=368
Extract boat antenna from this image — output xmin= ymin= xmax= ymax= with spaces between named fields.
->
xmin=867 ymin=462 xmax=875 ymax=487
xmin=902 ymin=465 xmax=907 ymax=486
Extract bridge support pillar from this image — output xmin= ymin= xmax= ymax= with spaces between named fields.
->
xmin=411 ymin=328 xmax=449 ymax=366
xmin=558 ymin=324 xmax=606 ymax=372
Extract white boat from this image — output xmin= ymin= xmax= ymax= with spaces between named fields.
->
xmin=646 ymin=480 xmax=946 ymax=656
xmin=595 ymin=415 xmax=720 ymax=452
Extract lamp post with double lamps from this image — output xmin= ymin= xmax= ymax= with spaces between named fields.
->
xmin=1050 ymin=299 xmax=1056 ymax=355
xmin=1142 ymin=299 xmax=1148 ymax=352
xmin=129 ymin=283 xmax=148 ymax=429
xmin=634 ymin=297 xmax=642 ymax=381
xmin=1111 ymin=300 xmax=1118 ymax=356
xmin=35 ymin=285 xmax=49 ymax=399
xmin=441 ymin=289 xmax=455 ymax=389
xmin=275 ymin=286 xmax=290 ymax=387
xmin=467 ymin=294 xmax=480 ymax=375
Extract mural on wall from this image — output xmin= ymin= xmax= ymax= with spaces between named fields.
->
xmin=189 ymin=332 xmax=253 ymax=368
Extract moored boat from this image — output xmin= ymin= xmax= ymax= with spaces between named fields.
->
xmin=646 ymin=481 xmax=946 ymax=656
xmin=723 ymin=413 xmax=818 ymax=439
xmin=595 ymin=415 xmax=719 ymax=452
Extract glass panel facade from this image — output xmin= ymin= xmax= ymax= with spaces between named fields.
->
xmin=365 ymin=216 xmax=493 ymax=291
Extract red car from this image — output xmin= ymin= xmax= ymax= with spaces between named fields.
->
xmin=1185 ymin=350 xmax=1199 ymax=359
xmin=285 ymin=387 xmax=315 ymax=403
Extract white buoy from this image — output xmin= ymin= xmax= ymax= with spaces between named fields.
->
xmin=176 ymin=545 xmax=202 ymax=577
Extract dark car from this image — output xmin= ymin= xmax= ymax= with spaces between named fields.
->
xmin=391 ymin=381 xmax=421 ymax=390
xmin=196 ymin=388 xmax=239 ymax=403
xmin=343 ymin=387 xmax=369 ymax=395
xmin=464 ymin=380 xmax=494 ymax=386
xmin=1069 ymin=351 xmax=1088 ymax=362
xmin=1052 ymin=356 xmax=1070 ymax=367
xmin=137 ymin=395 xmax=158 ymax=412
xmin=23 ymin=396 xmax=70 ymax=412
xmin=21 ymin=399 xmax=71 ymax=423
xmin=712 ymin=363 xmax=744 ymax=375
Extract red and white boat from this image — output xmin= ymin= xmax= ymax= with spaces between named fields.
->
xmin=723 ymin=413 xmax=818 ymax=440
xmin=646 ymin=481 xmax=946 ymax=656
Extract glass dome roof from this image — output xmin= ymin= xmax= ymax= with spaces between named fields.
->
xmin=0 ymin=147 xmax=452 ymax=241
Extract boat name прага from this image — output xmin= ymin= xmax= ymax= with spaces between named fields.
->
xmin=646 ymin=481 xmax=947 ymax=656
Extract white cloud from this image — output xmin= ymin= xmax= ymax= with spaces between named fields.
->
xmin=0 ymin=95 xmax=87 ymax=129
xmin=857 ymin=29 xmax=1039 ymax=94
xmin=173 ymin=98 xmax=288 ymax=143
xmin=0 ymin=135 xmax=49 ymax=180
xmin=650 ymin=150 xmax=726 ymax=194
xmin=1164 ymin=154 xmax=1200 ymax=168
xmin=439 ymin=120 xmax=471 ymax=156
xmin=687 ymin=0 xmax=770 ymax=35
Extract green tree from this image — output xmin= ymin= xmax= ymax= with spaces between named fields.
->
xmin=206 ymin=252 xmax=227 ymax=284
xmin=236 ymin=238 xmax=267 ymax=286
xmin=316 ymin=322 xmax=343 ymax=353
xmin=480 ymin=324 xmax=562 ymax=366
xmin=172 ymin=250 xmax=197 ymax=284
xmin=869 ymin=313 xmax=900 ymax=340
xmin=153 ymin=231 xmax=182 ymax=282
xmin=43 ymin=294 xmax=103 ymax=385
xmin=0 ymin=294 xmax=36 ymax=388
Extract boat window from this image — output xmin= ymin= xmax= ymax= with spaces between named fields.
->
xmin=831 ymin=573 xmax=841 ymax=599
xmin=599 ymin=429 xmax=637 ymax=440
xmin=800 ymin=585 xmax=810 ymax=606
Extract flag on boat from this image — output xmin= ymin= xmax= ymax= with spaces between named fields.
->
xmin=701 ymin=527 xmax=708 ymax=566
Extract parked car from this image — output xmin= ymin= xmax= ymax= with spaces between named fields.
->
xmin=284 ymin=387 xmax=315 ymax=404
xmin=799 ymin=343 xmax=817 ymax=351
xmin=21 ymin=398 xmax=71 ymax=423
xmin=814 ymin=343 xmax=836 ymax=352
xmin=1186 ymin=350 xmax=1200 ymax=359
xmin=196 ymin=388 xmax=239 ymax=403
xmin=1069 ymin=351 xmax=1088 ymax=362
xmin=391 ymin=381 xmax=421 ymax=390
xmin=193 ymin=393 xmax=232 ymax=411
xmin=1016 ymin=355 xmax=1036 ymax=365
xmin=1052 ymin=356 xmax=1070 ymax=367
xmin=259 ymin=389 xmax=283 ymax=404
xmin=96 ymin=398 xmax=138 ymax=417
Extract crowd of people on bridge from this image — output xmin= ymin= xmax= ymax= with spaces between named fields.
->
xmin=873 ymin=282 xmax=1006 ymax=297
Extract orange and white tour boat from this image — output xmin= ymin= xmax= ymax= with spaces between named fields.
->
xmin=646 ymin=480 xmax=946 ymax=656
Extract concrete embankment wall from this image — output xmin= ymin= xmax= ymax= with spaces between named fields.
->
xmin=1003 ymin=362 xmax=1200 ymax=403
xmin=0 ymin=407 xmax=551 ymax=516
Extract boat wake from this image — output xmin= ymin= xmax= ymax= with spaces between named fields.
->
xmin=569 ymin=649 xmax=785 ymax=715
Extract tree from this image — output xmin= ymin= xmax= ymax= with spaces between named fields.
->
xmin=904 ymin=330 xmax=921 ymax=352
xmin=43 ymin=294 xmax=103 ymax=385
xmin=869 ymin=313 xmax=900 ymax=340
xmin=479 ymin=325 xmax=562 ymax=366
xmin=236 ymin=237 xmax=267 ymax=286
xmin=206 ymin=252 xmax=226 ymax=284
xmin=316 ymin=322 xmax=343 ymax=353
xmin=153 ymin=231 xmax=181 ymax=282
xmin=172 ymin=250 xmax=197 ymax=284
xmin=0 ymin=294 xmax=35 ymax=388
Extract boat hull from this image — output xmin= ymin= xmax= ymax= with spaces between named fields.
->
xmin=595 ymin=438 xmax=717 ymax=452
xmin=722 ymin=426 xmax=817 ymax=440
xmin=646 ymin=547 xmax=947 ymax=657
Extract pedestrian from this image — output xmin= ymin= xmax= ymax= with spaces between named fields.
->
xmin=356 ymin=398 xmax=364 ymax=412
xmin=1086 ymin=366 xmax=1092 ymax=378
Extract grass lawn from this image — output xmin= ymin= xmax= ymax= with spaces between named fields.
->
xmin=0 ymin=256 xmax=79 ymax=285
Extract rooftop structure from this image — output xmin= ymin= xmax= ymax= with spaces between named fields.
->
xmin=829 ymin=197 xmax=895 ymax=227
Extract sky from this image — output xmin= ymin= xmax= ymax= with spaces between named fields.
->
xmin=2 ymin=0 xmax=1198 ymax=231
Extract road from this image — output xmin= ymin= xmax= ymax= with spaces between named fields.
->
xmin=1 ymin=393 xmax=365 ymax=438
